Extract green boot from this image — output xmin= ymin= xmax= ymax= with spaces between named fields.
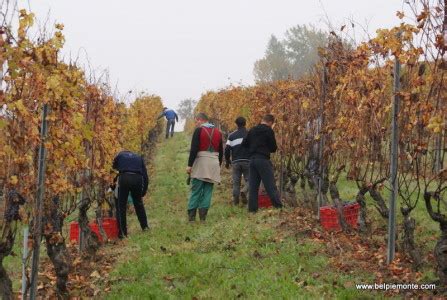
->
xmin=188 ymin=209 xmax=197 ymax=222
xmin=199 ymin=208 xmax=208 ymax=221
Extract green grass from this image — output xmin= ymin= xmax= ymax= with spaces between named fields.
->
xmin=4 ymin=132 xmax=438 ymax=298
xmin=4 ymin=228 xmax=26 ymax=292
xmin=105 ymin=133 xmax=382 ymax=299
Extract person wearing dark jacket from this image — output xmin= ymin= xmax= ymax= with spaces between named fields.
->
xmin=113 ymin=150 xmax=149 ymax=238
xmin=242 ymin=114 xmax=283 ymax=212
xmin=186 ymin=113 xmax=223 ymax=222
xmin=158 ymin=107 xmax=179 ymax=139
xmin=225 ymin=117 xmax=250 ymax=205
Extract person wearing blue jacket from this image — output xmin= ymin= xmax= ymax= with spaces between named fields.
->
xmin=113 ymin=150 xmax=149 ymax=238
xmin=158 ymin=107 xmax=179 ymax=139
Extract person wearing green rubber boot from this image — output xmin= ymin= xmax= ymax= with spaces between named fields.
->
xmin=186 ymin=113 xmax=223 ymax=222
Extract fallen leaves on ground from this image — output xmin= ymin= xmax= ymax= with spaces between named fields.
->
xmin=36 ymin=241 xmax=122 ymax=298
xmin=276 ymin=206 xmax=438 ymax=297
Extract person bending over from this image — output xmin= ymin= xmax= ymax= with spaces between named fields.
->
xmin=113 ymin=150 xmax=149 ymax=238
xmin=158 ymin=107 xmax=179 ymax=139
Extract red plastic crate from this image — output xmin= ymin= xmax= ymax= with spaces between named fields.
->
xmin=70 ymin=222 xmax=102 ymax=243
xmin=258 ymin=193 xmax=272 ymax=208
xmin=69 ymin=222 xmax=79 ymax=243
xmin=69 ymin=218 xmax=119 ymax=243
xmin=89 ymin=223 xmax=103 ymax=242
xmin=102 ymin=218 xmax=119 ymax=239
xmin=320 ymin=202 xmax=360 ymax=231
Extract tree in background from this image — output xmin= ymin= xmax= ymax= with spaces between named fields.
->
xmin=254 ymin=35 xmax=290 ymax=83
xmin=253 ymin=26 xmax=328 ymax=82
xmin=178 ymin=98 xmax=197 ymax=133
xmin=284 ymin=25 xmax=327 ymax=78
xmin=177 ymin=98 xmax=197 ymax=120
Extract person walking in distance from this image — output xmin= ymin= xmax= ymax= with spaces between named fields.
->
xmin=242 ymin=114 xmax=283 ymax=212
xmin=186 ymin=113 xmax=223 ymax=222
xmin=158 ymin=107 xmax=179 ymax=139
xmin=225 ymin=116 xmax=250 ymax=206
xmin=113 ymin=150 xmax=149 ymax=238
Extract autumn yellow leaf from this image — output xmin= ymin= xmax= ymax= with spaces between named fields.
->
xmin=9 ymin=175 xmax=18 ymax=185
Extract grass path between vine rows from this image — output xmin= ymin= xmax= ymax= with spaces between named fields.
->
xmin=105 ymin=132 xmax=376 ymax=299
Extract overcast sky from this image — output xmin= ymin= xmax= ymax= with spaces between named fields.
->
xmin=21 ymin=0 xmax=405 ymax=110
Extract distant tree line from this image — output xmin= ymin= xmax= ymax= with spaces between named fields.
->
xmin=254 ymin=25 xmax=328 ymax=82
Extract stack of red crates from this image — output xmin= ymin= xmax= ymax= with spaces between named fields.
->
xmin=320 ymin=202 xmax=360 ymax=231
xmin=69 ymin=217 xmax=118 ymax=243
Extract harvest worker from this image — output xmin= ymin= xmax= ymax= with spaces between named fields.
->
xmin=224 ymin=116 xmax=250 ymax=206
xmin=186 ymin=113 xmax=223 ymax=222
xmin=242 ymin=114 xmax=283 ymax=212
xmin=113 ymin=150 xmax=149 ymax=238
xmin=158 ymin=107 xmax=179 ymax=139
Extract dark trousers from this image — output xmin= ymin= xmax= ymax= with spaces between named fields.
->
xmin=232 ymin=161 xmax=250 ymax=203
xmin=166 ymin=119 xmax=175 ymax=138
xmin=116 ymin=173 xmax=148 ymax=237
xmin=248 ymin=158 xmax=283 ymax=212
